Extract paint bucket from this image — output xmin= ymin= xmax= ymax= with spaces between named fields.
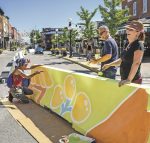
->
xmin=2 ymin=79 xmax=5 ymax=84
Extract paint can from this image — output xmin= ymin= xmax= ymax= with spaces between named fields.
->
xmin=2 ymin=79 xmax=5 ymax=84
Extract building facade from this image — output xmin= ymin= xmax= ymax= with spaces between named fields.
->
xmin=121 ymin=0 xmax=150 ymax=56
xmin=122 ymin=0 xmax=150 ymax=20
xmin=0 ymin=8 xmax=21 ymax=50
xmin=41 ymin=28 xmax=63 ymax=49
xmin=0 ymin=15 xmax=3 ymax=48
xmin=2 ymin=16 xmax=9 ymax=49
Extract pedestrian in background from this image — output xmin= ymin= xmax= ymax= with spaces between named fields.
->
xmin=102 ymin=21 xmax=145 ymax=87
xmin=86 ymin=44 xmax=92 ymax=61
xmin=90 ymin=25 xmax=118 ymax=79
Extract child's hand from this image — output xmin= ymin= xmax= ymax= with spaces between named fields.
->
xmin=27 ymin=59 xmax=30 ymax=63
xmin=35 ymin=71 xmax=44 ymax=74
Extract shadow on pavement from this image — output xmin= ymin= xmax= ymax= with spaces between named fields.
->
xmin=45 ymin=61 xmax=72 ymax=66
xmin=14 ymin=100 xmax=77 ymax=143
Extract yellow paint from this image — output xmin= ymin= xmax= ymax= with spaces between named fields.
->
xmin=50 ymin=85 xmax=64 ymax=109
xmin=64 ymin=75 xmax=76 ymax=99
xmin=71 ymin=92 xmax=91 ymax=123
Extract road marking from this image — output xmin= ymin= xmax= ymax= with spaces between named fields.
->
xmin=1 ymin=98 xmax=53 ymax=143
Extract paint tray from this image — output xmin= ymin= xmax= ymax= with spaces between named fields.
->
xmin=68 ymin=133 xmax=95 ymax=143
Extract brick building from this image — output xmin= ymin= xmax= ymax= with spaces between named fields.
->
xmin=122 ymin=0 xmax=150 ymax=20
xmin=121 ymin=0 xmax=150 ymax=33
xmin=119 ymin=0 xmax=150 ymax=56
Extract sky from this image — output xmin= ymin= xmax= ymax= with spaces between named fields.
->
xmin=0 ymin=0 xmax=103 ymax=33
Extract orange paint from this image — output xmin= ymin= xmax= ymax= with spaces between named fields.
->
xmin=87 ymin=89 xmax=150 ymax=143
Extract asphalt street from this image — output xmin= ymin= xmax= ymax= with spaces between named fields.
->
xmin=26 ymin=52 xmax=97 ymax=76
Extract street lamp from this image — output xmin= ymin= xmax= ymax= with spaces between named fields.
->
xmin=33 ymin=30 xmax=36 ymax=49
xmin=55 ymin=28 xmax=58 ymax=48
xmin=0 ymin=31 xmax=2 ymax=48
xmin=68 ymin=18 xmax=72 ymax=58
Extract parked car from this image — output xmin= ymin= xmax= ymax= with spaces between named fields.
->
xmin=27 ymin=46 xmax=35 ymax=53
xmin=35 ymin=46 xmax=44 ymax=54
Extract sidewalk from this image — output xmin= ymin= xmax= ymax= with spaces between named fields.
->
xmin=64 ymin=55 xmax=100 ymax=72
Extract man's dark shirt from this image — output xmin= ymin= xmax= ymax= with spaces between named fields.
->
xmin=101 ymin=36 xmax=118 ymax=70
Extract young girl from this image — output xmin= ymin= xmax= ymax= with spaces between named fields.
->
xmin=8 ymin=58 xmax=43 ymax=103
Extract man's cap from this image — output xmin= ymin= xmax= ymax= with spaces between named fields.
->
xmin=125 ymin=21 xmax=144 ymax=32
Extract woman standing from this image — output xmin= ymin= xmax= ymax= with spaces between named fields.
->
xmin=102 ymin=21 xmax=145 ymax=87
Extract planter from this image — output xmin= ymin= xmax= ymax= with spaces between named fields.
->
xmin=0 ymin=49 xmax=3 ymax=54
xmin=61 ymin=51 xmax=67 ymax=56
xmin=55 ymin=51 xmax=59 ymax=55
xmin=51 ymin=50 xmax=55 ymax=55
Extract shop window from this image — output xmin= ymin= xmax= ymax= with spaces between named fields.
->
xmin=125 ymin=5 xmax=128 ymax=17
xmin=133 ymin=2 xmax=137 ymax=16
xmin=143 ymin=0 xmax=147 ymax=13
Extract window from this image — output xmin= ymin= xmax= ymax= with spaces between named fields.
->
xmin=133 ymin=2 xmax=137 ymax=16
xmin=143 ymin=0 xmax=147 ymax=13
xmin=125 ymin=5 xmax=128 ymax=17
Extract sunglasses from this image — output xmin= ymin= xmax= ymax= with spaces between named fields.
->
xmin=99 ymin=31 xmax=106 ymax=35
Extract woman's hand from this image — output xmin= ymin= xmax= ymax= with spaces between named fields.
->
xmin=118 ymin=79 xmax=131 ymax=87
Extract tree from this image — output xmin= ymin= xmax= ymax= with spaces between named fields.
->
xmin=51 ymin=34 xmax=57 ymax=48
xmin=76 ymin=6 xmax=97 ymax=41
xmin=99 ymin=0 xmax=130 ymax=36
xmin=70 ymin=29 xmax=78 ymax=47
xmin=30 ymin=30 xmax=41 ymax=45
xmin=57 ymin=27 xmax=78 ymax=49
xmin=0 ymin=7 xmax=4 ymax=15
xmin=58 ymin=27 xmax=69 ymax=48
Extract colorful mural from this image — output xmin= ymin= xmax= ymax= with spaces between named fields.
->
xmin=29 ymin=66 xmax=150 ymax=143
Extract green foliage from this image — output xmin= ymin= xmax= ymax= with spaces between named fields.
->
xmin=55 ymin=27 xmax=78 ymax=48
xmin=30 ymin=30 xmax=41 ymax=44
xmin=51 ymin=34 xmax=57 ymax=48
xmin=0 ymin=7 xmax=4 ymax=15
xmin=70 ymin=29 xmax=78 ymax=45
xmin=99 ymin=0 xmax=130 ymax=36
xmin=76 ymin=6 xmax=97 ymax=40
xmin=82 ymin=22 xmax=97 ymax=40
xmin=60 ymin=27 xmax=69 ymax=44
xmin=11 ymin=46 xmax=17 ymax=51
